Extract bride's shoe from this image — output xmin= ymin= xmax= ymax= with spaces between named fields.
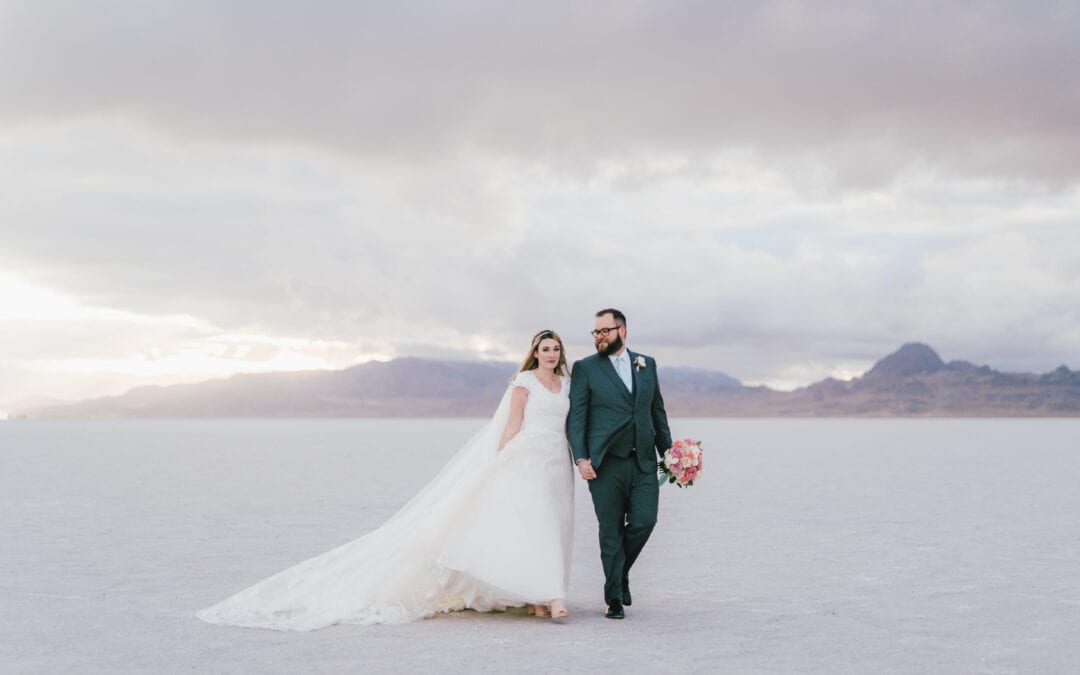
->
xmin=533 ymin=604 xmax=551 ymax=618
xmin=549 ymin=599 xmax=568 ymax=619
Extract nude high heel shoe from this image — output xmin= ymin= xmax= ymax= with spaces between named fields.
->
xmin=549 ymin=599 xmax=568 ymax=619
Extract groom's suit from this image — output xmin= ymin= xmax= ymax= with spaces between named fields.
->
xmin=567 ymin=350 xmax=672 ymax=606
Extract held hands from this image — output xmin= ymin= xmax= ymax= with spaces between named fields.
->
xmin=576 ymin=459 xmax=597 ymax=480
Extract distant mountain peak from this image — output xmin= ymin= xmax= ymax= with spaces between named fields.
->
xmin=14 ymin=347 xmax=1079 ymax=419
xmin=866 ymin=342 xmax=945 ymax=378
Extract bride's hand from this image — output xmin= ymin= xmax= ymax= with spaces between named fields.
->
xmin=576 ymin=459 xmax=596 ymax=480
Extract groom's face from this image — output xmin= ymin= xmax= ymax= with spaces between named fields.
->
xmin=593 ymin=315 xmax=626 ymax=356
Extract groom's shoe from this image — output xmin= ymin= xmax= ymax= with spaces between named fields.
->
xmin=622 ymin=577 xmax=631 ymax=606
xmin=605 ymin=601 xmax=625 ymax=620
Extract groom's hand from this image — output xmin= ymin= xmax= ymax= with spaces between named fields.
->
xmin=576 ymin=459 xmax=596 ymax=481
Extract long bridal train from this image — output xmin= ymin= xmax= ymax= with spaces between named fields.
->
xmin=196 ymin=371 xmax=574 ymax=631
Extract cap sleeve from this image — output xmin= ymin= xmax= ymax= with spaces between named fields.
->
xmin=512 ymin=370 xmax=533 ymax=390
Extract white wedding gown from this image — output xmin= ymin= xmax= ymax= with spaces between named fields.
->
xmin=196 ymin=370 xmax=574 ymax=631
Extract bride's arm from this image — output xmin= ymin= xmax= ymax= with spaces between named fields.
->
xmin=496 ymin=386 xmax=528 ymax=452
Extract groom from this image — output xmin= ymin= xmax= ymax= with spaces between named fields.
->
xmin=567 ymin=308 xmax=672 ymax=619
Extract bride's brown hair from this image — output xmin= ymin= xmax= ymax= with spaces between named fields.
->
xmin=518 ymin=329 xmax=568 ymax=376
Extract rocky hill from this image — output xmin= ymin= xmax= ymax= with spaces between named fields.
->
xmin=13 ymin=344 xmax=1080 ymax=418
xmin=718 ymin=343 xmax=1080 ymax=416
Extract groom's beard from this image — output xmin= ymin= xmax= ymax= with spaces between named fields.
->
xmin=597 ymin=333 xmax=624 ymax=356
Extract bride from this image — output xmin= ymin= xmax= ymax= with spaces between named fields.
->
xmin=196 ymin=330 xmax=575 ymax=630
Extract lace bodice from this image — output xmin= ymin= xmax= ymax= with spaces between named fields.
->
xmin=512 ymin=370 xmax=570 ymax=436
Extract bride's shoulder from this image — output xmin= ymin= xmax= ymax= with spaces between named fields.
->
xmin=512 ymin=370 xmax=534 ymax=388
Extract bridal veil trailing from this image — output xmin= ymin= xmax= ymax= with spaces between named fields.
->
xmin=197 ymin=370 xmax=574 ymax=631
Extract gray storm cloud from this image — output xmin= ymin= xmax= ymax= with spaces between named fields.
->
xmin=2 ymin=1 xmax=1079 ymax=183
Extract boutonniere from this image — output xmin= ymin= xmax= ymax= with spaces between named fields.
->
xmin=634 ymin=355 xmax=646 ymax=372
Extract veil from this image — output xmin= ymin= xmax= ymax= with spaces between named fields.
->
xmin=196 ymin=384 xmax=518 ymax=631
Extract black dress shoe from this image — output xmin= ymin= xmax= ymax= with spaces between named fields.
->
xmin=622 ymin=577 xmax=631 ymax=606
xmin=605 ymin=601 xmax=625 ymax=619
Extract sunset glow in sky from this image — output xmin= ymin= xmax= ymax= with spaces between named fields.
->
xmin=2 ymin=1 xmax=1079 ymax=411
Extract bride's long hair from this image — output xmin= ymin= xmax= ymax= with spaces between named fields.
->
xmin=518 ymin=329 xmax=568 ymax=376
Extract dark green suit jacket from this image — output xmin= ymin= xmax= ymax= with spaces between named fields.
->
xmin=567 ymin=350 xmax=673 ymax=472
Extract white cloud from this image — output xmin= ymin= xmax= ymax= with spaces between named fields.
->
xmin=1 ymin=2 xmax=1079 ymax=403
xmin=0 ymin=272 xmax=390 ymax=404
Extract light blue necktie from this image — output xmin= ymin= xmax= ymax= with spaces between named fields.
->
xmin=616 ymin=354 xmax=632 ymax=392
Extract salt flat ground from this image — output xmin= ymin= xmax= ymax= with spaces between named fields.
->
xmin=1 ymin=418 xmax=1078 ymax=674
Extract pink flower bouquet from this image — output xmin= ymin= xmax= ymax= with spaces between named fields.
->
xmin=658 ymin=438 xmax=703 ymax=487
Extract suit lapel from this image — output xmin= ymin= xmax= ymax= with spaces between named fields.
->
xmin=598 ymin=354 xmax=634 ymax=405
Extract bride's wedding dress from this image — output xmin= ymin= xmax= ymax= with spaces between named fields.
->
xmin=196 ymin=370 xmax=574 ymax=631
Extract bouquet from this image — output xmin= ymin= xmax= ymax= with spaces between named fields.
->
xmin=658 ymin=438 xmax=703 ymax=487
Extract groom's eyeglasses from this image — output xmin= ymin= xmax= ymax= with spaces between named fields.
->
xmin=590 ymin=326 xmax=621 ymax=338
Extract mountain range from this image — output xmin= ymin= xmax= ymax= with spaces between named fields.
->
xmin=11 ymin=343 xmax=1080 ymax=419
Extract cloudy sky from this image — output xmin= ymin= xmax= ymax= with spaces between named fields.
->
xmin=2 ymin=1 xmax=1079 ymax=411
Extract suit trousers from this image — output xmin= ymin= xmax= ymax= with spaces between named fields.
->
xmin=587 ymin=452 xmax=659 ymax=605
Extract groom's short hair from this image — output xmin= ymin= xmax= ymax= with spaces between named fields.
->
xmin=596 ymin=308 xmax=626 ymax=327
